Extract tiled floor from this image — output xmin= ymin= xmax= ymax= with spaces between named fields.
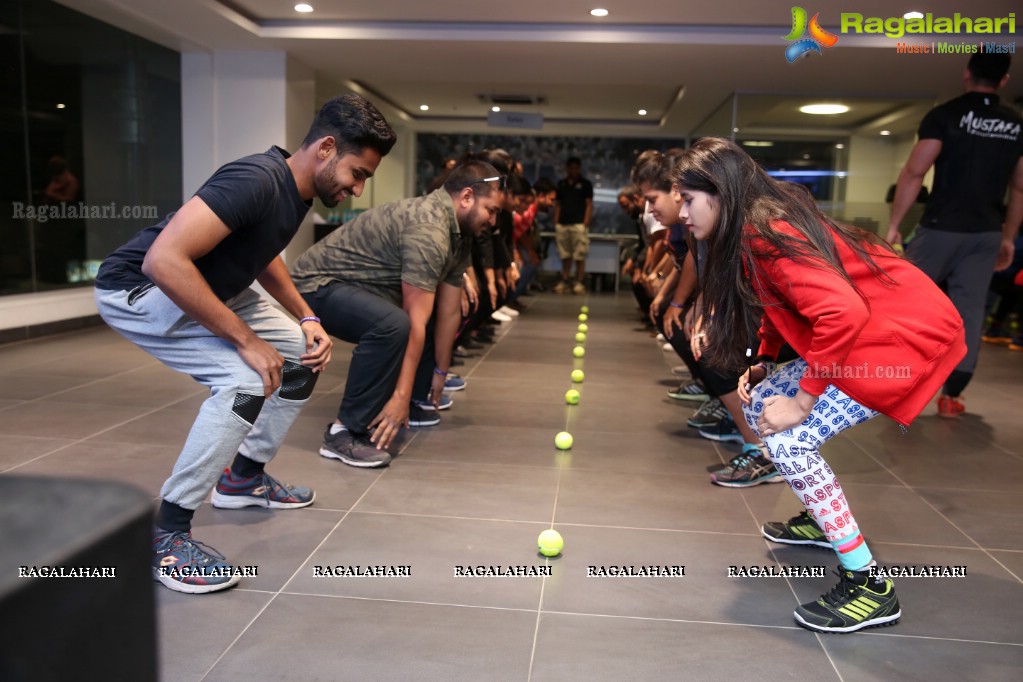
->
xmin=3 ymin=292 xmax=1023 ymax=681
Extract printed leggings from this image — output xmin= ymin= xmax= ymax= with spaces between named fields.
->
xmin=742 ymin=359 xmax=879 ymax=570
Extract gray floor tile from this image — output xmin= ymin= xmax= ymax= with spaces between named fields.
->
xmin=156 ymin=588 xmax=274 ymax=682
xmin=0 ymin=434 xmax=75 ymax=472
xmin=205 ymin=594 xmax=536 ymax=682
xmin=531 ymin=613 xmax=836 ymax=682
xmin=286 ymin=512 xmax=548 ymax=609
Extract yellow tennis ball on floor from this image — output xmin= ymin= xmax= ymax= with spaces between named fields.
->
xmin=565 ymin=389 xmax=581 ymax=405
xmin=578 ymin=323 xmax=588 ymax=333
xmin=575 ymin=332 xmax=586 ymax=343
xmin=571 ymin=369 xmax=585 ymax=383
xmin=578 ymin=313 xmax=588 ymax=322
xmin=573 ymin=346 xmax=585 ymax=358
xmin=555 ymin=431 xmax=574 ymax=450
xmin=580 ymin=305 xmax=589 ymax=314
xmin=538 ymin=529 xmax=564 ymax=557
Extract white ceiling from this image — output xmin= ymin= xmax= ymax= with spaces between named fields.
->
xmin=58 ymin=0 xmax=1023 ymax=139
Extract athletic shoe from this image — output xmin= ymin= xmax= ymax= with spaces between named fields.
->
xmin=697 ymin=415 xmax=744 ymax=443
xmin=407 ymin=403 xmax=441 ymax=427
xmin=687 ymin=397 xmax=728 ymax=428
xmin=982 ymin=326 xmax=1012 ymax=345
xmin=211 ymin=470 xmax=314 ymax=509
xmin=319 ymin=425 xmax=391 ymax=467
xmin=572 ymin=281 xmax=586 ymax=295
xmin=552 ymin=280 xmax=568 ymax=294
xmin=794 ymin=567 xmax=901 ymax=633
xmin=710 ymin=445 xmax=782 ymax=487
xmin=667 ymin=379 xmax=708 ymax=402
xmin=462 ymin=338 xmax=484 ymax=350
xmin=662 ymin=342 xmax=673 ymax=351
xmin=152 ymin=528 xmax=241 ymax=594
xmin=443 ymin=374 xmax=466 ymax=392
xmin=497 ymin=305 xmax=520 ymax=318
xmin=671 ymin=365 xmax=690 ymax=377
xmin=453 ymin=346 xmax=475 ymax=358
xmin=1009 ymin=335 xmax=1023 ymax=351
xmin=937 ymin=394 xmax=965 ymax=419
xmin=762 ymin=511 xmax=831 ymax=549
xmin=414 ymin=395 xmax=452 ymax=411
xmin=492 ymin=309 xmax=513 ymax=322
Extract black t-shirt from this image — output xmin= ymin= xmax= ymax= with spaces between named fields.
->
xmin=917 ymin=92 xmax=1023 ymax=233
xmin=95 ymin=146 xmax=311 ymax=300
xmin=556 ymin=176 xmax=594 ymax=225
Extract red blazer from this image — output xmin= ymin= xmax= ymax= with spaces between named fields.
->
xmin=751 ymin=221 xmax=965 ymax=426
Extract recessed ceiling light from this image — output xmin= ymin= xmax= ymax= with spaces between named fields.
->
xmin=741 ymin=141 xmax=774 ymax=147
xmin=638 ymin=109 xmax=647 ymax=116
xmin=835 ymin=143 xmax=845 ymax=149
xmin=419 ymin=105 xmax=429 ymax=111
xmin=733 ymin=127 xmax=739 ymax=133
xmin=590 ymin=9 xmax=609 ymax=17
xmin=492 ymin=106 xmax=501 ymax=112
xmin=800 ymin=103 xmax=849 ymax=115
xmin=904 ymin=11 xmax=923 ymax=20
xmin=56 ymin=103 xmax=66 ymax=109
xmin=880 ymin=130 xmax=892 ymax=136
xmin=295 ymin=3 xmax=313 ymax=12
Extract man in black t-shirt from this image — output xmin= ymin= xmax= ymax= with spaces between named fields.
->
xmin=553 ymin=157 xmax=594 ymax=294
xmin=888 ymin=54 xmax=1023 ymax=419
xmin=93 ymin=94 xmax=395 ymax=594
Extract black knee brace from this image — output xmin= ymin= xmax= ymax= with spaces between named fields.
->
xmin=232 ymin=392 xmax=265 ymax=425
xmin=280 ymin=360 xmax=318 ymax=401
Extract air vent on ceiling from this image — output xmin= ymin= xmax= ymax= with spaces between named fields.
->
xmin=477 ymin=93 xmax=548 ymax=106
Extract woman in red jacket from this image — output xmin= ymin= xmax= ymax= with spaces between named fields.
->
xmin=671 ymin=138 xmax=965 ymax=634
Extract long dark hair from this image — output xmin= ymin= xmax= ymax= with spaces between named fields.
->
xmin=671 ymin=137 xmax=899 ymax=371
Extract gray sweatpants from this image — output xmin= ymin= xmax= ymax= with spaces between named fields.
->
xmin=905 ymin=227 xmax=1001 ymax=381
xmin=95 ymin=285 xmax=311 ymax=509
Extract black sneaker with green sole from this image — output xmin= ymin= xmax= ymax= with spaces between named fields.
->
xmin=794 ymin=567 xmax=901 ymax=633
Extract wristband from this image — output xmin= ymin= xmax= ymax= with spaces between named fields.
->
xmin=668 ymin=301 xmax=685 ymax=309
xmin=299 ymin=316 xmax=320 ymax=325
xmin=433 ymin=367 xmax=449 ymax=377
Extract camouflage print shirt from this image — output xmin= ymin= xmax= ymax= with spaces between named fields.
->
xmin=290 ymin=189 xmax=468 ymax=306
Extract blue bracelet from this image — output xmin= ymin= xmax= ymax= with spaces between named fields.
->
xmin=434 ymin=367 xmax=449 ymax=377
xmin=299 ymin=316 xmax=320 ymax=325
xmin=668 ymin=301 xmax=685 ymax=309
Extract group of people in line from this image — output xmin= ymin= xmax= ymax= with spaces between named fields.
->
xmin=92 ymin=53 xmax=1020 ymax=635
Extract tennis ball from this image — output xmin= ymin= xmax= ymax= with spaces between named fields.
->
xmin=575 ymin=332 xmax=586 ymax=343
xmin=570 ymin=369 xmax=585 ymax=383
xmin=580 ymin=305 xmax=590 ymax=314
xmin=538 ymin=529 xmax=564 ymax=557
xmin=573 ymin=346 xmax=585 ymax=358
xmin=554 ymin=431 xmax=574 ymax=450
xmin=565 ymin=389 xmax=581 ymax=405
xmin=578 ymin=313 xmax=588 ymax=322
xmin=578 ymin=323 xmax=588 ymax=333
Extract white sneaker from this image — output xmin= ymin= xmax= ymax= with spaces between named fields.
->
xmin=492 ymin=310 xmax=513 ymax=322
xmin=662 ymin=342 xmax=673 ymax=351
xmin=497 ymin=305 xmax=520 ymax=318
xmin=656 ymin=333 xmax=667 ymax=342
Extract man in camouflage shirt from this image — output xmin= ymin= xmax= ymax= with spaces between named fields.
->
xmin=290 ymin=160 xmax=502 ymax=467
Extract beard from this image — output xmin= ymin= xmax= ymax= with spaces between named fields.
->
xmin=314 ymin=156 xmax=346 ymax=208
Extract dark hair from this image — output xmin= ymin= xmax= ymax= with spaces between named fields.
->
xmin=302 ymin=94 xmax=396 ymax=158
xmin=479 ymin=148 xmax=514 ymax=176
xmin=671 ymin=137 xmax=898 ymax=371
xmin=533 ymin=177 xmax=556 ymax=195
xmin=618 ymin=183 xmax=640 ymax=199
xmin=442 ymin=159 xmax=501 ymax=197
xmin=630 ymin=150 xmax=676 ymax=192
xmin=566 ymin=156 xmax=582 ymax=166
xmin=967 ymin=53 xmax=1011 ymax=87
xmin=507 ymin=174 xmax=533 ymax=197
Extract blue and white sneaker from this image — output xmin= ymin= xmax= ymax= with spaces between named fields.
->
xmin=414 ymin=395 xmax=452 ymax=411
xmin=152 ymin=528 xmax=241 ymax=594
xmin=211 ymin=470 xmax=315 ymax=509
xmin=443 ymin=374 xmax=467 ymax=392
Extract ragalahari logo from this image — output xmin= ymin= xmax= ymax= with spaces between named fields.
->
xmin=784 ymin=7 xmax=839 ymax=62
